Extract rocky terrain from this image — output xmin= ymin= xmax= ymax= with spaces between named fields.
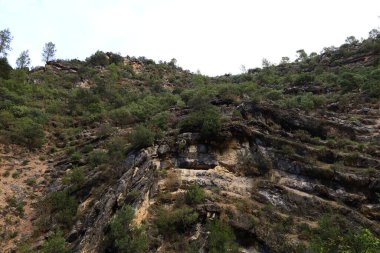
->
xmin=0 ymin=32 xmax=380 ymax=252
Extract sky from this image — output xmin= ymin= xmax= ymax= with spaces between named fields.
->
xmin=1 ymin=0 xmax=379 ymax=76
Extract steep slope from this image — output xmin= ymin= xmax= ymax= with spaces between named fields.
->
xmin=0 ymin=33 xmax=379 ymax=252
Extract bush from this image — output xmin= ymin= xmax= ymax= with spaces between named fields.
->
xmin=63 ymin=167 xmax=85 ymax=187
xmin=293 ymin=73 xmax=315 ymax=86
xmin=109 ymin=107 xmax=135 ymax=126
xmin=129 ymin=125 xmax=155 ymax=149
xmin=155 ymin=206 xmax=198 ymax=238
xmin=185 ymin=184 xmax=205 ymax=205
xmin=41 ymin=231 xmax=68 ymax=253
xmin=107 ymin=136 xmax=128 ymax=164
xmin=0 ymin=57 xmax=12 ymax=79
xmin=362 ymin=69 xmax=380 ymax=98
xmin=338 ymin=72 xmax=363 ymax=91
xmin=179 ymin=106 xmax=221 ymax=139
xmin=298 ymin=93 xmax=315 ymax=112
xmin=310 ymin=215 xmax=380 ymax=253
xmin=237 ymin=149 xmax=272 ymax=176
xmin=11 ymin=117 xmax=45 ymax=149
xmin=88 ymin=149 xmax=109 ymax=166
xmin=44 ymin=190 xmax=77 ymax=228
xmin=6 ymin=196 xmax=24 ymax=217
xmin=282 ymin=145 xmax=296 ymax=156
xmin=207 ymin=219 xmax=238 ymax=253
xmin=110 ymin=205 xmax=148 ymax=253
xmin=70 ymin=151 xmax=81 ymax=162
xmin=86 ymin=51 xmax=109 ymax=66
xmin=151 ymin=111 xmax=172 ymax=130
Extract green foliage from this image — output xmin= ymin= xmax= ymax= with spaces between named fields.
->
xmin=0 ymin=57 xmax=12 ymax=79
xmin=310 ymin=215 xmax=380 ymax=253
xmin=192 ymin=73 xmax=207 ymax=85
xmin=41 ymin=231 xmax=68 ymax=253
xmin=283 ymin=92 xmax=325 ymax=112
xmin=25 ymin=177 xmax=36 ymax=186
xmin=6 ymin=196 xmax=24 ymax=217
xmin=129 ymin=125 xmax=155 ymax=149
xmin=207 ymin=219 xmax=238 ymax=253
xmin=282 ymin=145 xmax=296 ymax=156
xmin=42 ymin=42 xmax=56 ymax=63
xmin=16 ymin=50 xmax=31 ymax=69
xmin=0 ymin=28 xmax=12 ymax=57
xmin=294 ymin=73 xmax=315 ymax=85
xmin=63 ymin=167 xmax=85 ymax=187
xmin=0 ymin=28 xmax=13 ymax=57
xmin=150 ymin=111 xmax=172 ymax=130
xmin=179 ymin=106 xmax=221 ymax=139
xmin=106 ymin=136 xmax=128 ymax=164
xmin=88 ymin=149 xmax=109 ymax=166
xmin=155 ymin=206 xmax=198 ymax=238
xmin=338 ymin=72 xmax=364 ymax=91
xmin=86 ymin=51 xmax=123 ymax=66
xmin=70 ymin=151 xmax=81 ymax=162
xmin=185 ymin=184 xmax=205 ymax=205
xmin=17 ymin=242 xmax=34 ymax=253
xmin=110 ymin=205 xmax=148 ymax=253
xmin=237 ymin=149 xmax=272 ymax=176
xmin=109 ymin=106 xmax=135 ymax=126
xmin=362 ymin=68 xmax=380 ymax=98
xmin=11 ymin=118 xmax=45 ymax=149
xmin=43 ymin=190 xmax=77 ymax=228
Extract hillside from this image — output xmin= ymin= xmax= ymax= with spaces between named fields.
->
xmin=0 ymin=32 xmax=380 ymax=253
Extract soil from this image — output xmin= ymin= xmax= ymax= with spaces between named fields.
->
xmin=0 ymin=144 xmax=48 ymax=251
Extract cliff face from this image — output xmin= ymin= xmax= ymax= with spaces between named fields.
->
xmin=0 ymin=35 xmax=380 ymax=252
xmin=70 ymin=100 xmax=379 ymax=252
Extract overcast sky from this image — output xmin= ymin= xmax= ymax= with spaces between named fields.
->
xmin=1 ymin=0 xmax=379 ymax=76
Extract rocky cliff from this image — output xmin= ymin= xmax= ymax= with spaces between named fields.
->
xmin=0 ymin=34 xmax=379 ymax=252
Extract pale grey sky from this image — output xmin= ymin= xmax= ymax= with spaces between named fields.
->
xmin=1 ymin=0 xmax=379 ymax=76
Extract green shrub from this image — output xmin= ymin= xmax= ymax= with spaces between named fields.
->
xmin=86 ymin=51 xmax=109 ymax=66
xmin=88 ymin=149 xmax=109 ymax=166
xmin=44 ymin=190 xmax=77 ymax=228
xmin=179 ymin=106 xmax=221 ymax=139
xmin=81 ymin=144 xmax=93 ymax=154
xmin=25 ymin=177 xmax=36 ymax=186
xmin=17 ymin=242 xmax=34 ymax=253
xmin=299 ymin=93 xmax=315 ymax=112
xmin=41 ymin=231 xmax=68 ymax=253
xmin=155 ymin=206 xmax=198 ymax=238
xmin=70 ymin=151 xmax=81 ymax=162
xmin=6 ymin=196 xmax=24 ymax=217
xmin=12 ymin=170 xmax=21 ymax=178
xmin=237 ymin=150 xmax=272 ymax=176
xmin=293 ymin=73 xmax=315 ymax=86
xmin=265 ymin=90 xmax=283 ymax=101
xmin=129 ymin=125 xmax=155 ymax=149
xmin=107 ymin=136 xmax=128 ymax=164
xmin=0 ymin=57 xmax=12 ymax=79
xmin=338 ymin=72 xmax=364 ymax=91
xmin=151 ymin=111 xmax=172 ymax=130
xmin=362 ymin=69 xmax=380 ymax=98
xmin=185 ymin=184 xmax=205 ymax=205
xmin=207 ymin=219 xmax=238 ymax=253
xmin=310 ymin=215 xmax=380 ymax=253
xmin=110 ymin=205 xmax=148 ymax=253
xmin=109 ymin=107 xmax=135 ymax=126
xmin=282 ymin=145 xmax=296 ymax=156
xmin=11 ymin=117 xmax=45 ymax=149
xmin=0 ymin=110 xmax=15 ymax=129
xmin=63 ymin=167 xmax=85 ymax=187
